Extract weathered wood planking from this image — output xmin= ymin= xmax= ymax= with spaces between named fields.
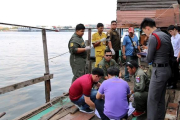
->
xmin=174 ymin=90 xmax=180 ymax=103
xmin=118 ymin=1 xmax=177 ymax=5
xmin=39 ymin=102 xmax=74 ymax=120
xmin=117 ymin=0 xmax=177 ymax=11
xmin=165 ymin=103 xmax=179 ymax=120
xmin=0 ymin=74 xmax=53 ymax=94
xmin=117 ymin=0 xmax=177 ymax=2
xmin=118 ymin=5 xmax=173 ymax=8
xmin=59 ymin=111 xmax=95 ymax=120
xmin=14 ymin=95 xmax=67 ymax=120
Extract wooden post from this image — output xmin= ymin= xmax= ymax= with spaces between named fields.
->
xmin=85 ymin=28 xmax=92 ymax=73
xmin=87 ymin=28 xmax=92 ymax=60
xmin=42 ymin=29 xmax=51 ymax=103
xmin=0 ymin=112 xmax=6 ymax=118
xmin=88 ymin=28 xmax=92 ymax=73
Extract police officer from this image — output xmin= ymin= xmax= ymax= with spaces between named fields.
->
xmin=167 ymin=25 xmax=180 ymax=89
xmin=140 ymin=18 xmax=174 ymax=120
xmin=92 ymin=23 xmax=109 ymax=67
xmin=97 ymin=49 xmax=120 ymax=83
xmin=107 ymin=20 xmax=120 ymax=63
xmin=126 ymin=61 xmax=149 ymax=117
xmin=68 ymin=24 xmax=91 ymax=83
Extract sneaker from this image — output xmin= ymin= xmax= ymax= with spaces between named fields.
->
xmin=79 ymin=107 xmax=94 ymax=114
xmin=132 ymin=111 xmax=145 ymax=117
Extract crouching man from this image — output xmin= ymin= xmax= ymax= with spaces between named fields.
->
xmin=126 ymin=61 xmax=149 ymax=116
xmin=95 ymin=66 xmax=130 ymax=120
xmin=98 ymin=49 xmax=121 ymax=83
xmin=69 ymin=68 xmax=104 ymax=113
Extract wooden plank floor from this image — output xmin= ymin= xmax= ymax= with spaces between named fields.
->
xmin=59 ymin=112 xmax=95 ymax=120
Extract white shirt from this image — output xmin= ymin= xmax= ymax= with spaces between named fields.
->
xmin=171 ymin=33 xmax=180 ymax=57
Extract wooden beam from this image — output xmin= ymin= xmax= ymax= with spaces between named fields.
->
xmin=117 ymin=7 xmax=170 ymax=11
xmin=0 ymin=74 xmax=53 ymax=94
xmin=0 ymin=22 xmax=56 ymax=31
xmin=0 ymin=112 xmax=6 ymax=118
xmin=118 ymin=4 xmax=172 ymax=8
xmin=118 ymin=1 xmax=177 ymax=5
xmin=85 ymin=28 xmax=92 ymax=74
xmin=117 ymin=0 xmax=177 ymax=2
xmin=42 ymin=29 xmax=51 ymax=103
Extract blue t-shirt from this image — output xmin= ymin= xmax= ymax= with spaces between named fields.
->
xmin=98 ymin=77 xmax=130 ymax=119
xmin=123 ymin=35 xmax=139 ymax=56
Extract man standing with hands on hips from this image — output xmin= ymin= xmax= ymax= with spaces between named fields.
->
xmin=68 ymin=24 xmax=91 ymax=83
xmin=140 ymin=18 xmax=174 ymax=120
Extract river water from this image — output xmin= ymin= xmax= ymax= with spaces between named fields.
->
xmin=0 ymin=32 xmax=90 ymax=120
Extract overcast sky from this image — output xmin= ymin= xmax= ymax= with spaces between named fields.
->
xmin=0 ymin=0 xmax=116 ymax=27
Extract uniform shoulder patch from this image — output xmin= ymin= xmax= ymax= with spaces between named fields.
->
xmin=107 ymin=29 xmax=112 ymax=33
xmin=112 ymin=31 xmax=117 ymax=35
xmin=98 ymin=64 xmax=102 ymax=68
xmin=105 ymin=64 xmax=109 ymax=69
xmin=70 ymin=43 xmax=73 ymax=47
xmin=81 ymin=42 xmax=85 ymax=46
xmin=136 ymin=76 xmax=140 ymax=83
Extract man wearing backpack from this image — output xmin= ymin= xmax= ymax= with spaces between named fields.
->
xmin=122 ymin=27 xmax=141 ymax=81
xmin=140 ymin=18 xmax=174 ymax=120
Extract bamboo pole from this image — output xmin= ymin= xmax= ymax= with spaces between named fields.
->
xmin=42 ymin=29 xmax=51 ymax=103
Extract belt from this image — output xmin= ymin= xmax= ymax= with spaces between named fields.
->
xmin=152 ymin=63 xmax=168 ymax=67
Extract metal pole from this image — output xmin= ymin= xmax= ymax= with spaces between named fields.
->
xmin=42 ymin=29 xmax=51 ymax=103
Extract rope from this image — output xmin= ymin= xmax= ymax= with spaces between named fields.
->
xmin=48 ymin=51 xmax=69 ymax=60
xmin=155 ymin=5 xmax=173 ymax=20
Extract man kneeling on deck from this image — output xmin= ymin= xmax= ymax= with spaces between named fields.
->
xmin=69 ymin=68 xmax=104 ymax=113
xmin=95 ymin=67 xmax=130 ymax=120
xmin=126 ymin=61 xmax=149 ymax=117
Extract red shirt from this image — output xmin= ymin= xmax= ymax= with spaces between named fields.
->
xmin=69 ymin=74 xmax=93 ymax=101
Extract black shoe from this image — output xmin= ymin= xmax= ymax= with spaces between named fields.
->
xmin=125 ymin=79 xmax=130 ymax=82
xmin=79 ymin=107 xmax=94 ymax=114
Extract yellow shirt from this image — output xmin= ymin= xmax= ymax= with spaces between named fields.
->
xmin=92 ymin=32 xmax=107 ymax=53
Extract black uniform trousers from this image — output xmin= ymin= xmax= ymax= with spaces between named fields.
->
xmin=168 ymin=57 xmax=179 ymax=87
xmin=112 ymin=50 xmax=119 ymax=63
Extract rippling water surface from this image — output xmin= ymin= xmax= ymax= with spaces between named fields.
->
xmin=0 ymin=32 xmax=89 ymax=120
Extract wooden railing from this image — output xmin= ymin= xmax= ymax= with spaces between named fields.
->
xmin=0 ymin=74 xmax=53 ymax=94
xmin=0 ymin=23 xmax=56 ymax=103
xmin=0 ymin=22 xmax=111 ymax=103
